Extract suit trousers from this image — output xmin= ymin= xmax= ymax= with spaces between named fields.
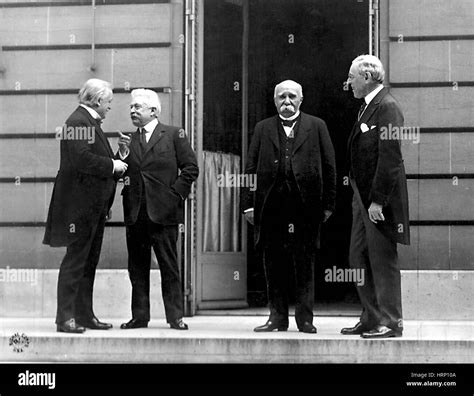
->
xmin=349 ymin=180 xmax=403 ymax=331
xmin=260 ymin=185 xmax=317 ymax=328
xmin=56 ymin=204 xmax=108 ymax=324
xmin=125 ymin=201 xmax=183 ymax=323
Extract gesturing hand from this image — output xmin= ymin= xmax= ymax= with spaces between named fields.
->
xmin=118 ymin=131 xmax=131 ymax=156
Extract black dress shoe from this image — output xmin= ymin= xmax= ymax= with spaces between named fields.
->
xmin=298 ymin=322 xmax=317 ymax=334
xmin=120 ymin=318 xmax=148 ymax=329
xmin=341 ymin=321 xmax=370 ymax=335
xmin=254 ymin=320 xmax=288 ymax=332
xmin=169 ymin=318 xmax=188 ymax=330
xmin=361 ymin=325 xmax=402 ymax=339
xmin=57 ymin=318 xmax=86 ymax=334
xmin=77 ymin=316 xmax=112 ymax=330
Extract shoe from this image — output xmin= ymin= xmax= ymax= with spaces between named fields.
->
xmin=298 ymin=322 xmax=317 ymax=334
xmin=120 ymin=318 xmax=148 ymax=329
xmin=77 ymin=316 xmax=112 ymax=330
xmin=254 ymin=320 xmax=288 ymax=332
xmin=169 ymin=318 xmax=188 ymax=330
xmin=361 ymin=325 xmax=402 ymax=339
xmin=341 ymin=321 xmax=370 ymax=335
xmin=56 ymin=318 xmax=86 ymax=334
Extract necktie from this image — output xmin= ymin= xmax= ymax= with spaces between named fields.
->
xmin=139 ymin=129 xmax=147 ymax=157
xmin=281 ymin=119 xmax=295 ymax=127
xmin=140 ymin=129 xmax=146 ymax=145
xmin=358 ymin=102 xmax=367 ymax=120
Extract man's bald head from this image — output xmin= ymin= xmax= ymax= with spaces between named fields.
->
xmin=274 ymin=80 xmax=303 ymax=118
xmin=274 ymin=80 xmax=303 ymax=98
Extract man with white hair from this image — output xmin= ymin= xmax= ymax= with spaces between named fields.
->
xmin=242 ymin=80 xmax=336 ymax=333
xmin=117 ymin=89 xmax=198 ymax=330
xmin=44 ymin=78 xmax=128 ymax=333
xmin=341 ymin=55 xmax=410 ymax=338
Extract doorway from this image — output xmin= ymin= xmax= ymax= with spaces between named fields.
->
xmin=197 ymin=0 xmax=370 ymax=312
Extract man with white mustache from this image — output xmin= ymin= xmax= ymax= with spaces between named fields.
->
xmin=242 ymin=80 xmax=336 ymax=333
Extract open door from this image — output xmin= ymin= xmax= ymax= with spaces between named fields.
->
xmin=195 ymin=0 xmax=249 ymax=309
xmin=195 ymin=0 xmax=372 ymax=311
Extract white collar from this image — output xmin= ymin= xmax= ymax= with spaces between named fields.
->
xmin=80 ymin=104 xmax=101 ymax=121
xmin=364 ymin=84 xmax=384 ymax=105
xmin=142 ymin=118 xmax=159 ymax=133
xmin=279 ymin=110 xmax=300 ymax=122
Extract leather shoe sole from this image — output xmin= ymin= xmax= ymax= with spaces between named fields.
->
xmin=56 ymin=324 xmax=85 ymax=334
xmin=120 ymin=320 xmax=148 ymax=329
xmin=77 ymin=318 xmax=112 ymax=330
xmin=298 ymin=323 xmax=317 ymax=334
xmin=254 ymin=322 xmax=288 ymax=332
xmin=169 ymin=320 xmax=188 ymax=330
xmin=361 ymin=326 xmax=402 ymax=339
xmin=341 ymin=322 xmax=370 ymax=335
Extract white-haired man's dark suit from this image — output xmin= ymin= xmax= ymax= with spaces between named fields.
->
xmin=346 ymin=87 xmax=410 ymax=337
xmin=242 ymin=112 xmax=336 ymax=331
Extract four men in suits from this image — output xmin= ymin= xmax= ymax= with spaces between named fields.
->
xmin=341 ymin=55 xmax=410 ymax=338
xmin=117 ymin=89 xmax=198 ymax=330
xmin=44 ymin=78 xmax=128 ymax=333
xmin=45 ymin=58 xmax=408 ymax=336
xmin=242 ymin=80 xmax=337 ymax=333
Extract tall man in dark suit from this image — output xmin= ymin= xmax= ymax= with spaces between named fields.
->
xmin=341 ymin=55 xmax=410 ymax=338
xmin=44 ymin=78 xmax=128 ymax=333
xmin=118 ymin=89 xmax=198 ymax=330
xmin=242 ymin=80 xmax=337 ymax=333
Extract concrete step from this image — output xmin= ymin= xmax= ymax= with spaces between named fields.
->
xmin=1 ymin=316 xmax=473 ymax=363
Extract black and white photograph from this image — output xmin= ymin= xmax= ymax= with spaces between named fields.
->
xmin=0 ymin=0 xmax=472 ymax=392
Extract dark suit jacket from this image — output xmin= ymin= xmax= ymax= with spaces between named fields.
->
xmin=44 ymin=106 xmax=116 ymax=247
xmin=242 ymin=112 xmax=337 ymax=246
xmin=121 ymin=122 xmax=199 ymax=226
xmin=347 ymin=87 xmax=410 ymax=245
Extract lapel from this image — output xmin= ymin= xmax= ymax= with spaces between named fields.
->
xmin=347 ymin=87 xmax=389 ymax=153
xmin=267 ymin=116 xmax=280 ymax=151
xmin=77 ymin=106 xmax=114 ymax=158
xmin=292 ymin=112 xmax=309 ymax=154
xmin=143 ymin=122 xmax=166 ymax=157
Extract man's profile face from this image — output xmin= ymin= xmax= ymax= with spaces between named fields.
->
xmin=274 ymin=85 xmax=303 ymax=118
xmin=96 ymin=91 xmax=113 ymax=119
xmin=130 ymin=98 xmax=155 ymax=127
xmin=347 ymin=63 xmax=369 ymax=99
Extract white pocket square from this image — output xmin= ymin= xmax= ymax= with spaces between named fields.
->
xmin=360 ymin=123 xmax=376 ymax=133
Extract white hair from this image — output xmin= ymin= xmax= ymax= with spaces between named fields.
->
xmin=131 ymin=88 xmax=161 ymax=115
xmin=352 ymin=54 xmax=385 ymax=84
xmin=274 ymin=80 xmax=303 ymax=98
xmin=78 ymin=78 xmax=112 ymax=107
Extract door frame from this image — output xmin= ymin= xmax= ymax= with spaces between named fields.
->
xmin=187 ymin=0 xmax=379 ymax=315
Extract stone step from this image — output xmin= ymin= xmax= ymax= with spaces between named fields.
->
xmin=1 ymin=317 xmax=473 ymax=364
